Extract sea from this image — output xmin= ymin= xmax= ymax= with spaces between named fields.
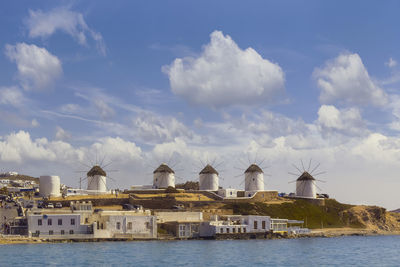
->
xmin=1 ymin=236 xmax=400 ymax=266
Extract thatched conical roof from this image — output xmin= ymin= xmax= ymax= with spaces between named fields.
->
xmin=153 ymin=163 xmax=175 ymax=174
xmin=199 ymin=164 xmax=218 ymax=175
xmin=244 ymin=164 xmax=263 ymax=173
xmin=87 ymin=165 xmax=106 ymax=177
xmin=297 ymin=171 xmax=315 ymax=181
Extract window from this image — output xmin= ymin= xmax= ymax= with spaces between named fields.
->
xmin=238 ymin=228 xmax=241 ymax=233
xmin=58 ymin=219 xmax=62 ymax=225
xmin=220 ymin=228 xmax=223 ymax=234
xmin=71 ymin=218 xmax=75 ymax=225
xmin=48 ymin=219 xmax=52 ymax=226
xmin=38 ymin=219 xmax=42 ymax=226
xmin=85 ymin=218 xmax=89 ymax=223
xmin=226 ymin=228 xmax=230 ymax=233
xmin=116 ymin=222 xmax=121 ymax=230
xmin=254 ymin=221 xmax=258 ymax=229
xmin=69 ymin=230 xmax=74 ymax=234
xmin=61 ymin=230 xmax=65 ymax=235
xmin=262 ymin=221 xmax=266 ymax=230
xmin=127 ymin=222 xmax=132 ymax=230
xmin=232 ymin=228 xmax=236 ymax=233
xmin=49 ymin=230 xmax=53 ymax=235
xmin=243 ymin=228 xmax=247 ymax=233
xmin=36 ymin=230 xmax=40 ymax=236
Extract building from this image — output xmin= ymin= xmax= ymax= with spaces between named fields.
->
xmin=153 ymin=163 xmax=175 ymax=189
xmin=39 ymin=175 xmax=61 ymax=198
xmin=217 ymin=188 xmax=238 ymax=198
xmin=27 ymin=213 xmax=92 ymax=238
xmin=87 ymin=166 xmax=108 ymax=193
xmin=93 ymin=210 xmax=157 ymax=239
xmin=199 ymin=215 xmax=273 ymax=237
xmin=155 ymin=211 xmax=203 ymax=239
xmin=295 ymin=172 xmax=317 ymax=198
xmin=199 ymin=164 xmax=219 ymax=191
xmin=244 ymin=164 xmax=264 ymax=192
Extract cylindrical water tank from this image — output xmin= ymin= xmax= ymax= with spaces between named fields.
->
xmin=244 ymin=164 xmax=264 ymax=191
xmin=39 ymin=175 xmax=61 ymax=197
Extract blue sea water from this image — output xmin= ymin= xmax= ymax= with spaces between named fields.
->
xmin=1 ymin=236 xmax=400 ymax=266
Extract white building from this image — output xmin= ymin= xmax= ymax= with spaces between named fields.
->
xmin=217 ymin=188 xmax=238 ymax=198
xmin=27 ymin=213 xmax=91 ymax=238
xmin=244 ymin=164 xmax=264 ymax=192
xmin=199 ymin=165 xmax=219 ymax=191
xmin=295 ymin=172 xmax=317 ymax=198
xmin=155 ymin=211 xmax=203 ymax=239
xmin=199 ymin=215 xmax=272 ymax=237
xmin=39 ymin=175 xmax=61 ymax=198
xmin=93 ymin=210 xmax=157 ymax=239
xmin=87 ymin=166 xmax=107 ymax=193
xmin=153 ymin=163 xmax=175 ymax=189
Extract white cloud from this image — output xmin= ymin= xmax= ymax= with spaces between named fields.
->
xmin=0 ymin=86 xmax=25 ymax=107
xmin=26 ymin=7 xmax=106 ymax=55
xmin=317 ymin=105 xmax=366 ymax=136
xmin=163 ymin=30 xmax=285 ymax=107
xmin=93 ymin=99 xmax=115 ymax=120
xmin=5 ymin=43 xmax=62 ymax=91
xmin=55 ymin=126 xmax=71 ymax=141
xmin=132 ymin=112 xmax=194 ymax=144
xmin=314 ymin=53 xmax=387 ymax=106
xmin=386 ymin=57 xmax=397 ymax=68
xmin=31 ymin=119 xmax=39 ymax=128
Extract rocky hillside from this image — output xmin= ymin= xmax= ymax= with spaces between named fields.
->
xmin=224 ymin=199 xmax=400 ymax=230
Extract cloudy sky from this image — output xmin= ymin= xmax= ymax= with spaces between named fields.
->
xmin=1 ymin=1 xmax=400 ymax=209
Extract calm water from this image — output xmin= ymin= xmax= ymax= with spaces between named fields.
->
xmin=1 ymin=236 xmax=400 ymax=266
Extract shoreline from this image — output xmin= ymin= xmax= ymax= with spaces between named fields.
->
xmin=1 ymin=228 xmax=400 ymax=245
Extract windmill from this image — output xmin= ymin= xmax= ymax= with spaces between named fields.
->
xmin=288 ymin=159 xmax=326 ymax=198
xmin=76 ymin=154 xmax=119 ymax=193
xmin=234 ymin=152 xmax=269 ymax=193
xmin=194 ymin=156 xmax=225 ymax=191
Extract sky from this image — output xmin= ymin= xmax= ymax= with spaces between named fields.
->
xmin=1 ymin=1 xmax=400 ymax=209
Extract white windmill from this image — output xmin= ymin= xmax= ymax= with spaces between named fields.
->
xmin=288 ymin=159 xmax=326 ymax=199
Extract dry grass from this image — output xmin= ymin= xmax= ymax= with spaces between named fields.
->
xmin=133 ymin=193 xmax=213 ymax=201
xmin=50 ymin=194 xmax=129 ymax=201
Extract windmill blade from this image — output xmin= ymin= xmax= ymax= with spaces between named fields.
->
xmin=234 ymin=173 xmax=243 ymax=178
xmin=105 ymin=170 xmax=119 ymax=173
xmin=300 ymin=159 xmax=305 ymax=172
xmin=288 ymin=180 xmax=297 ymax=184
xmin=211 ymin=157 xmax=217 ymax=166
xmin=234 ymin=166 xmax=245 ymax=171
xmin=199 ymin=158 xmax=205 ymax=167
xmin=257 ymin=158 xmax=266 ymax=167
xmin=75 ymin=170 xmax=88 ymax=173
xmin=288 ymin=172 xmax=300 ymax=176
xmin=292 ymin=164 xmax=302 ymax=174
xmin=239 ymin=179 xmax=245 ymax=186
xmin=78 ymin=162 xmax=92 ymax=169
xmin=192 ymin=162 xmax=202 ymax=170
xmin=313 ymin=171 xmax=326 ymax=176
xmin=238 ymin=158 xmax=248 ymax=168
xmin=310 ymin=163 xmax=320 ymax=174
xmin=254 ymin=150 xmax=259 ymax=164
xmin=307 ymin=159 xmax=312 ymax=172
xmin=102 ymin=161 xmax=113 ymax=169
xmin=214 ymin=161 xmax=224 ymax=169
xmin=247 ymin=153 xmax=251 ymax=165
xmin=314 ymin=181 xmax=323 ymax=192
xmin=99 ymin=155 xmax=107 ymax=167
xmin=316 ymin=179 xmax=326 ymax=183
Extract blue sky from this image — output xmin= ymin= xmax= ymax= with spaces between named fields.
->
xmin=1 ymin=1 xmax=400 ymax=209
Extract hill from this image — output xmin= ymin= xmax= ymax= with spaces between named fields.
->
xmin=224 ymin=199 xmax=400 ymax=230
